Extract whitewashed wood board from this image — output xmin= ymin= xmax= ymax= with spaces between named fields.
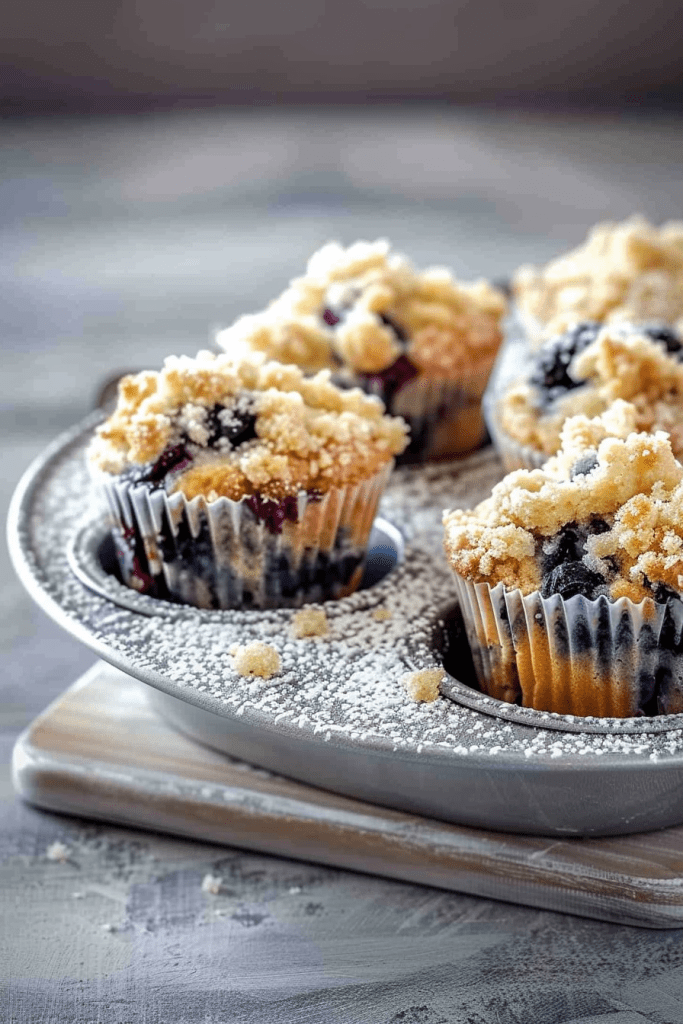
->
xmin=12 ymin=661 xmax=683 ymax=930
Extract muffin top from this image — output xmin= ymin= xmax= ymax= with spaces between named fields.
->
xmin=216 ymin=240 xmax=506 ymax=378
xmin=88 ymin=351 xmax=408 ymax=500
xmin=499 ymin=321 xmax=683 ymax=457
xmin=514 ymin=216 xmax=683 ymax=337
xmin=444 ymin=401 xmax=683 ymax=603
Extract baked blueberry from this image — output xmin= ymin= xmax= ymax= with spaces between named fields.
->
xmin=529 ymin=322 xmax=600 ymax=401
xmin=541 ymin=561 xmax=604 ymax=600
xmin=643 ymin=325 xmax=683 ymax=359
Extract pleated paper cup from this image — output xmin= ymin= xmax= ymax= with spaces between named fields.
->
xmin=348 ymin=358 xmax=496 ymax=464
xmin=482 ymin=389 xmax=549 ymax=473
xmin=91 ymin=461 xmax=393 ymax=609
xmin=450 ymin=572 xmax=683 ymax=718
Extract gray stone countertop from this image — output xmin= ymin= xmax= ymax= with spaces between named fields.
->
xmin=3 ymin=105 xmax=683 ymax=1024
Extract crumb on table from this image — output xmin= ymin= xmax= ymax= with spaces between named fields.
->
xmin=46 ymin=841 xmax=71 ymax=862
xmin=291 ymin=607 xmax=329 ymax=638
xmin=230 ymin=641 xmax=281 ymax=679
xmin=401 ymin=669 xmax=443 ymax=703
xmin=201 ymin=873 xmax=223 ymax=895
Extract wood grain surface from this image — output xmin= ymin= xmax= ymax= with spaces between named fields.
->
xmin=14 ymin=662 xmax=683 ymax=931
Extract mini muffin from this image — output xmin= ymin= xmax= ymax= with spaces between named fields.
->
xmin=514 ymin=216 xmax=683 ymax=344
xmin=216 ymin=240 xmax=507 ymax=463
xmin=88 ymin=351 xmax=408 ymax=609
xmin=444 ymin=402 xmax=683 ymax=718
xmin=489 ymin=320 xmax=683 ymax=470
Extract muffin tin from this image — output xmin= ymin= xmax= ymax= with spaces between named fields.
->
xmin=10 ymin=410 xmax=683 ymax=837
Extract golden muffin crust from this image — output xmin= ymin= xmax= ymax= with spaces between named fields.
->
xmin=217 ymin=239 xmax=507 ymax=378
xmin=500 ymin=323 xmax=683 ymax=458
xmin=88 ymin=351 xmax=408 ymax=499
xmin=514 ymin=216 xmax=683 ymax=336
xmin=444 ymin=401 xmax=683 ymax=602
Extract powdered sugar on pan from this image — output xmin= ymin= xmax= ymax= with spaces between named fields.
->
xmin=12 ymin=414 xmax=683 ymax=764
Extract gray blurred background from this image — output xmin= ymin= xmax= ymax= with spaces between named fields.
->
xmin=2 ymin=0 xmax=683 ymax=111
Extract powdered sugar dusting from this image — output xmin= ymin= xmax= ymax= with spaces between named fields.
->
xmin=13 ymin=415 xmax=683 ymax=765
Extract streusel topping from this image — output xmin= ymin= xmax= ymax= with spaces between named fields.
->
xmin=88 ymin=351 xmax=408 ymax=499
xmin=514 ymin=216 xmax=683 ymax=337
xmin=217 ymin=239 xmax=507 ymax=377
xmin=444 ymin=401 xmax=683 ymax=602
xmin=500 ymin=322 xmax=683 ymax=457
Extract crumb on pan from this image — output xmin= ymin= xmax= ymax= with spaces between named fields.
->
xmin=291 ymin=607 xmax=329 ymax=638
xmin=230 ymin=641 xmax=281 ymax=679
xmin=372 ymin=607 xmax=392 ymax=621
xmin=401 ymin=669 xmax=443 ymax=703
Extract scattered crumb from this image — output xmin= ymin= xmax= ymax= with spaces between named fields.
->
xmin=230 ymin=640 xmax=281 ymax=679
xmin=372 ymin=607 xmax=392 ymax=622
xmin=401 ymin=669 xmax=443 ymax=703
xmin=46 ymin=841 xmax=70 ymax=862
xmin=291 ymin=607 xmax=329 ymax=638
xmin=201 ymin=873 xmax=223 ymax=895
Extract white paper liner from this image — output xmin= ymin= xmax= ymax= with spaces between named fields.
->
xmin=346 ymin=358 xmax=495 ymax=463
xmin=450 ymin=573 xmax=683 ymax=718
xmin=92 ymin=462 xmax=393 ymax=609
xmin=482 ymin=390 xmax=548 ymax=472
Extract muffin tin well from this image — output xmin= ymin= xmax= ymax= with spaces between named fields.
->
xmin=9 ymin=411 xmax=683 ymax=837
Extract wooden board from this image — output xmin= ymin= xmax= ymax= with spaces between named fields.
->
xmin=12 ymin=661 xmax=683 ymax=929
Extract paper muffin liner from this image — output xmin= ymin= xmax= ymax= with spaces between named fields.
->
xmin=92 ymin=462 xmax=393 ymax=609
xmin=450 ymin=572 xmax=683 ymax=718
xmin=482 ymin=390 xmax=548 ymax=472
xmin=345 ymin=357 xmax=495 ymax=464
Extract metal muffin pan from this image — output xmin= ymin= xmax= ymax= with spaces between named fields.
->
xmin=9 ymin=412 xmax=683 ymax=837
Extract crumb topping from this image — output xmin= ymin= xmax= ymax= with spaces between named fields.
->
xmin=444 ymin=401 xmax=683 ymax=602
xmin=88 ymin=351 xmax=407 ymax=498
xmin=230 ymin=640 xmax=282 ymax=679
xmin=401 ymin=669 xmax=443 ymax=703
xmin=500 ymin=323 xmax=683 ymax=458
xmin=372 ymin=607 xmax=392 ymax=621
xmin=514 ymin=216 xmax=683 ymax=335
xmin=290 ymin=607 xmax=329 ymax=638
xmin=217 ymin=239 xmax=506 ymax=378
xmin=201 ymin=874 xmax=223 ymax=894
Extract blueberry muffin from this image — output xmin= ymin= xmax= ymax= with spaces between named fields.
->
xmin=489 ymin=320 xmax=683 ymax=470
xmin=88 ymin=351 xmax=408 ymax=608
xmin=514 ymin=216 xmax=683 ymax=344
xmin=444 ymin=402 xmax=683 ymax=717
xmin=216 ymin=240 xmax=507 ymax=463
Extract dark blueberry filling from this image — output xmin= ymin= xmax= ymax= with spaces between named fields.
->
xmin=541 ymin=561 xmax=604 ymax=600
xmin=322 ymin=307 xmax=341 ymax=327
xmin=120 ymin=443 xmax=193 ymax=490
xmin=379 ymin=312 xmax=408 ymax=344
xmin=113 ymin=524 xmax=162 ymax=596
xmin=569 ymin=451 xmax=599 ymax=480
xmin=205 ymin=402 xmax=258 ymax=448
xmin=245 ymin=493 xmax=305 ymax=534
xmin=642 ymin=324 xmax=683 ymax=359
xmin=358 ymin=353 xmax=420 ymax=405
xmin=540 ymin=519 xmax=611 ymax=599
xmin=120 ymin=400 xmax=259 ymax=491
xmin=529 ymin=321 xmax=601 ymax=403
xmin=117 ymin=510 xmax=364 ymax=608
